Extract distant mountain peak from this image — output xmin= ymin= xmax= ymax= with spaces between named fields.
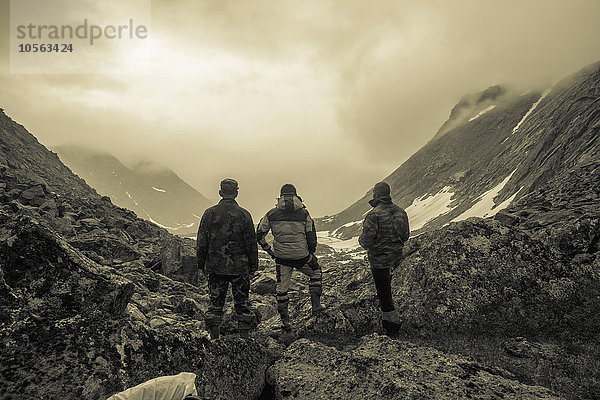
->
xmin=54 ymin=145 xmax=212 ymax=236
xmin=434 ymin=84 xmax=513 ymax=140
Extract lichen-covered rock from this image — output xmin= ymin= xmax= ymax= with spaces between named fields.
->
xmin=299 ymin=217 xmax=600 ymax=343
xmin=251 ymin=271 xmax=277 ymax=295
xmin=266 ymin=334 xmax=563 ymax=399
xmin=0 ymin=214 xmax=275 ymax=400
xmin=0 ymin=213 xmax=133 ymax=322
xmin=395 ymin=218 xmax=600 ymax=340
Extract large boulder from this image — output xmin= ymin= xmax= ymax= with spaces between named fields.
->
xmin=395 ymin=218 xmax=600 ymax=340
xmin=266 ymin=334 xmax=562 ymax=399
xmin=251 ymin=272 xmax=277 ymax=295
xmin=158 ymin=236 xmax=198 ymax=285
xmin=0 ymin=214 xmax=133 ymax=323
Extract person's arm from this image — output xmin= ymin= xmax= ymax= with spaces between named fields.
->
xmin=305 ymin=212 xmax=317 ymax=254
xmin=358 ymin=212 xmax=378 ymax=250
xmin=399 ymin=210 xmax=410 ymax=243
xmin=196 ymin=209 xmax=211 ymax=271
xmin=244 ymin=212 xmax=259 ymax=275
xmin=256 ymin=213 xmax=275 ymax=258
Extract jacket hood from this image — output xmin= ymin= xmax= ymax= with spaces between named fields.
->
xmin=276 ymin=195 xmax=305 ymax=211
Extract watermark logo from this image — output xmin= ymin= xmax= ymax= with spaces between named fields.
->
xmin=10 ymin=0 xmax=151 ymax=74
xmin=16 ymin=19 xmax=148 ymax=45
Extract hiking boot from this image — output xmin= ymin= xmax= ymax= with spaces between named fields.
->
xmin=278 ymin=301 xmax=292 ymax=331
xmin=310 ymin=292 xmax=326 ymax=315
xmin=208 ymin=325 xmax=220 ymax=340
xmin=382 ymin=310 xmax=401 ymax=336
xmin=382 ymin=320 xmax=401 ymax=336
xmin=239 ymin=329 xmax=250 ymax=339
xmin=280 ymin=316 xmax=292 ymax=331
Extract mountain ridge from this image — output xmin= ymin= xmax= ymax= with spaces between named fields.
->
xmin=318 ymin=60 xmax=600 ymax=241
xmin=54 ymin=145 xmax=212 ymax=237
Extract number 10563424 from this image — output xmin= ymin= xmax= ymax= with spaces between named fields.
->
xmin=18 ymin=44 xmax=73 ymax=53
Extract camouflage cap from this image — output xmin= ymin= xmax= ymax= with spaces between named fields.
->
xmin=373 ymin=182 xmax=391 ymax=197
xmin=220 ymin=178 xmax=239 ymax=195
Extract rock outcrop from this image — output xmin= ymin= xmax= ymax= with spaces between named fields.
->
xmin=0 ymin=109 xmax=197 ymax=284
xmin=0 ymin=212 xmax=276 ymax=399
xmin=266 ymin=334 xmax=562 ymax=399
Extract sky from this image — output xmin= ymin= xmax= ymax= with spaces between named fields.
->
xmin=1 ymin=0 xmax=600 ymax=219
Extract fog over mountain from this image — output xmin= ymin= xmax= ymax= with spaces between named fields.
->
xmin=1 ymin=0 xmax=600 ymax=218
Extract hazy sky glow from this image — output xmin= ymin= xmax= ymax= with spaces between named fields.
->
xmin=1 ymin=0 xmax=600 ymax=218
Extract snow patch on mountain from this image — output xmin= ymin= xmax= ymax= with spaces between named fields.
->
xmin=469 ymin=105 xmax=496 ymax=121
xmin=406 ymin=186 xmax=456 ymax=231
xmin=144 ymin=212 xmax=175 ymax=230
xmin=317 ymin=231 xmax=361 ymax=251
xmin=152 ymin=186 xmax=166 ymax=192
xmin=452 ymin=170 xmax=517 ymax=222
xmin=125 ymin=190 xmax=139 ymax=205
xmin=512 ymin=88 xmax=551 ymax=134
xmin=142 ymin=210 xmax=195 ymax=231
xmin=331 ymin=220 xmax=362 ymax=238
xmin=494 ymin=187 xmax=522 ymax=212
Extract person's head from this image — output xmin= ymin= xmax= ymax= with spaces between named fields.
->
xmin=372 ymin=181 xmax=391 ymax=201
xmin=280 ymin=183 xmax=297 ymax=197
xmin=219 ymin=178 xmax=239 ymax=199
xmin=279 ymin=183 xmax=303 ymax=209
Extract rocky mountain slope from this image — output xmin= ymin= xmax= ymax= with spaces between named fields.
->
xmin=0 ymin=108 xmax=280 ymax=398
xmin=1 ymin=60 xmax=599 ymax=400
xmin=319 ymin=61 xmax=600 ymax=241
xmin=55 ymin=145 xmax=211 ymax=237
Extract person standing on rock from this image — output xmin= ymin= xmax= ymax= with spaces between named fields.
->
xmin=257 ymin=184 xmax=325 ymax=331
xmin=359 ymin=181 xmax=409 ymax=336
xmin=197 ymin=178 xmax=258 ymax=339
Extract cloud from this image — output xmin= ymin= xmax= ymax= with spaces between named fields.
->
xmin=1 ymin=0 xmax=600 ymax=217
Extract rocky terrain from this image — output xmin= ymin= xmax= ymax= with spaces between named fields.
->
xmin=1 ymin=60 xmax=599 ymax=400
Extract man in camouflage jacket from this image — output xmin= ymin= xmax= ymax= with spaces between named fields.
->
xmin=359 ymin=181 xmax=409 ymax=335
xmin=197 ymin=178 xmax=258 ymax=339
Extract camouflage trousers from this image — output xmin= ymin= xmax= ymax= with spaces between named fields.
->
xmin=276 ymin=254 xmax=322 ymax=313
xmin=205 ymin=273 xmax=254 ymax=331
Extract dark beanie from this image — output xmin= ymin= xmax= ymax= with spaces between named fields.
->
xmin=220 ymin=178 xmax=239 ymax=196
xmin=373 ymin=182 xmax=391 ymax=197
xmin=280 ymin=184 xmax=297 ymax=196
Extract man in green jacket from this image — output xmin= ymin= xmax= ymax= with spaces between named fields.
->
xmin=359 ymin=181 xmax=409 ymax=335
xmin=197 ymin=178 xmax=258 ymax=339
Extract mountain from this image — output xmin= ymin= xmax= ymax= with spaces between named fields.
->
xmin=319 ymin=61 xmax=600 ymax=241
xmin=1 ymin=60 xmax=600 ymax=399
xmin=54 ymin=145 xmax=211 ymax=237
xmin=0 ymin=108 xmax=274 ymax=398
